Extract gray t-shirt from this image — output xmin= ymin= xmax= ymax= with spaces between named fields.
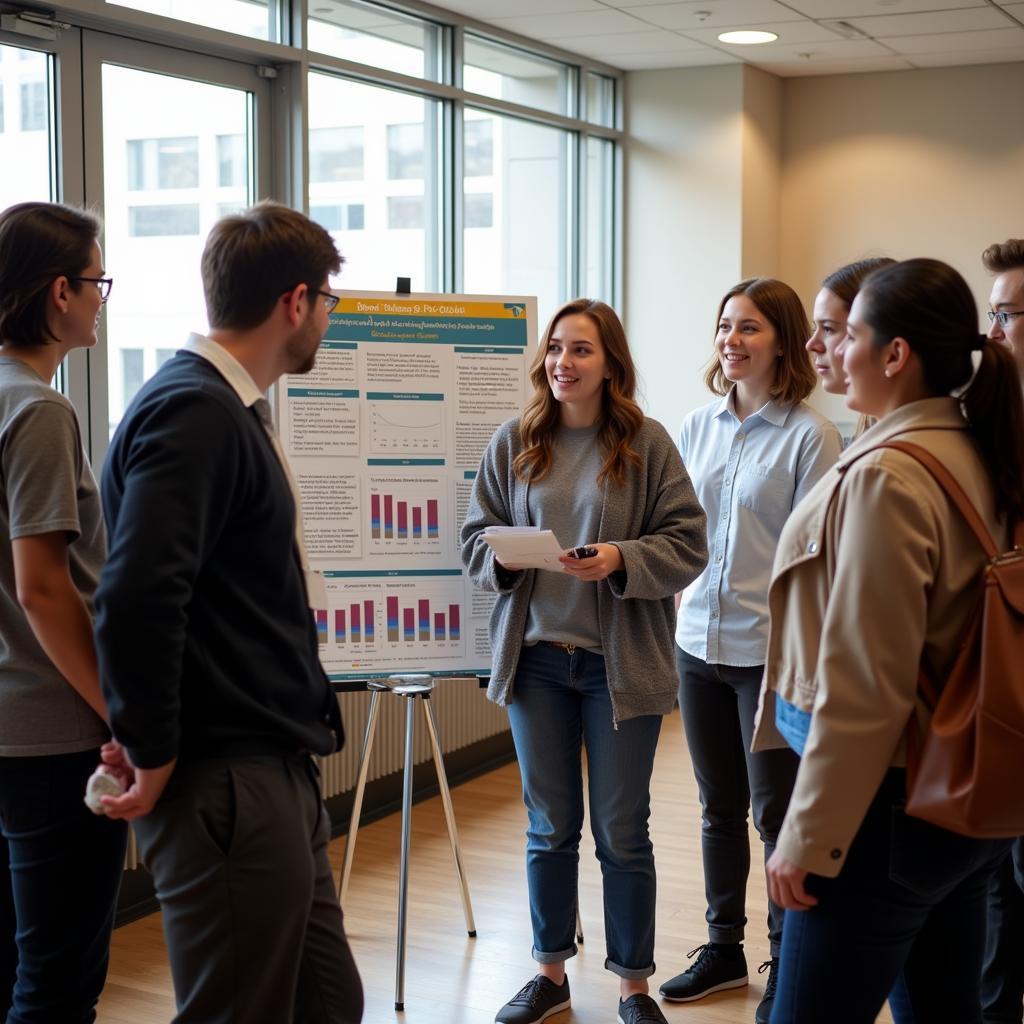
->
xmin=0 ymin=356 xmax=108 ymax=755
xmin=523 ymin=424 xmax=604 ymax=653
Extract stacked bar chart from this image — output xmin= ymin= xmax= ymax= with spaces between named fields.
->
xmin=387 ymin=596 xmax=461 ymax=643
xmin=333 ymin=599 xmax=377 ymax=645
xmin=315 ymin=609 xmax=328 ymax=645
xmin=370 ymin=493 xmax=439 ymax=541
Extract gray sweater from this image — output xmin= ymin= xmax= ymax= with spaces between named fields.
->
xmin=461 ymin=416 xmax=708 ymax=723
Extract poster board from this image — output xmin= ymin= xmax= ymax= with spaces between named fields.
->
xmin=277 ymin=290 xmax=536 ymax=681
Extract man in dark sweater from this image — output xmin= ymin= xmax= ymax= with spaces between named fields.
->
xmin=94 ymin=202 xmax=362 ymax=1023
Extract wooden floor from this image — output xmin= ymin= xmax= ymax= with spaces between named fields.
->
xmin=97 ymin=710 xmax=894 ymax=1024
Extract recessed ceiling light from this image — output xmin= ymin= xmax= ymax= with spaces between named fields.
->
xmin=717 ymin=29 xmax=778 ymax=43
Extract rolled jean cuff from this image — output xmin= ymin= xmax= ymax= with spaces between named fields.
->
xmin=709 ymin=924 xmax=745 ymax=945
xmin=533 ymin=944 xmax=577 ymax=965
xmin=605 ymin=958 xmax=656 ymax=980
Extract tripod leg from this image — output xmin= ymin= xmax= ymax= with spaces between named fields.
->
xmin=339 ymin=689 xmax=382 ymax=904
xmin=395 ymin=695 xmax=416 ymax=1011
xmin=422 ymin=697 xmax=477 ymax=937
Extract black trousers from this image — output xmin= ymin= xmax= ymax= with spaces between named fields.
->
xmin=982 ymin=838 xmax=1024 ymax=1023
xmin=676 ymin=647 xmax=799 ymax=956
xmin=0 ymin=749 xmax=126 ymax=1024
xmin=134 ymin=754 xmax=363 ymax=1024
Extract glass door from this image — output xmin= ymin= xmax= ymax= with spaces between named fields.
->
xmin=81 ymin=34 xmax=272 ymax=461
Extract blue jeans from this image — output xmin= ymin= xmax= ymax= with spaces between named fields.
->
xmin=0 ymin=749 xmax=127 ymax=1024
xmin=507 ymin=643 xmax=663 ymax=979
xmin=770 ymin=770 xmax=1009 ymax=1024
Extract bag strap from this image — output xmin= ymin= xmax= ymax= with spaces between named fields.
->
xmin=880 ymin=441 xmax=1001 ymax=560
xmin=839 ymin=436 xmax=1001 ymax=560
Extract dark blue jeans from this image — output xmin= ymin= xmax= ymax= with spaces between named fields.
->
xmin=507 ymin=643 xmax=662 ymax=979
xmin=770 ymin=770 xmax=1009 ymax=1024
xmin=0 ymin=748 xmax=127 ymax=1024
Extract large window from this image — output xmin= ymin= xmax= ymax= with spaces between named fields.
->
xmin=308 ymin=0 xmax=441 ymax=81
xmin=105 ymin=0 xmax=274 ymax=41
xmin=309 ymin=126 xmax=364 ymax=183
xmin=308 ymin=73 xmax=441 ymax=293
xmin=0 ymin=45 xmax=53 ymax=207
xmin=462 ymin=111 xmax=569 ymax=325
xmin=126 ymin=136 xmax=200 ymax=190
xmin=464 ymin=36 xmax=572 ymax=117
xmin=100 ymin=62 xmax=255 ymax=436
xmin=4 ymin=0 xmax=619 ymax=463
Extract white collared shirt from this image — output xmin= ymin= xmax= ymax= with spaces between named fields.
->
xmin=675 ymin=389 xmax=842 ymax=666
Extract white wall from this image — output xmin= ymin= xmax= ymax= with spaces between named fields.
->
xmin=623 ymin=65 xmax=745 ymax=436
xmin=625 ymin=58 xmax=1024 ymax=433
xmin=779 ymin=61 xmax=1024 ymax=424
xmin=623 ymin=64 xmax=788 ymax=434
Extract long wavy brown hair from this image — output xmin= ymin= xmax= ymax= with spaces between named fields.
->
xmin=513 ymin=298 xmax=644 ymax=486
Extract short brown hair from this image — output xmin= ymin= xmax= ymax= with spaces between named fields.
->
xmin=0 ymin=202 xmax=101 ymax=348
xmin=982 ymin=239 xmax=1024 ymax=275
xmin=514 ymin=298 xmax=643 ymax=486
xmin=703 ymin=277 xmax=817 ymax=405
xmin=201 ymin=201 xmax=342 ymax=330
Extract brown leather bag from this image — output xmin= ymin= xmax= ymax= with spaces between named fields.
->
xmin=880 ymin=440 xmax=1024 ymax=838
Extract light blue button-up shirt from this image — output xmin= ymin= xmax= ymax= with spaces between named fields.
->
xmin=675 ymin=390 xmax=842 ymax=667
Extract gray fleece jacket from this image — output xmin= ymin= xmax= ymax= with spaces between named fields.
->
xmin=461 ymin=416 xmax=708 ymax=723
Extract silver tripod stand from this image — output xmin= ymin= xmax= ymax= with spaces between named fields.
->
xmin=338 ymin=674 xmax=476 ymax=1011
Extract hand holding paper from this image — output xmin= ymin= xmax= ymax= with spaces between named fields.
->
xmin=483 ymin=527 xmax=568 ymax=571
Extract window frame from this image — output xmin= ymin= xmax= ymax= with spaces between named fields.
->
xmin=2 ymin=0 xmax=621 ymax=465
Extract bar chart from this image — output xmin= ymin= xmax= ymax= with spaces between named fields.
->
xmin=333 ymin=599 xmax=378 ymax=645
xmin=366 ymin=481 xmax=444 ymax=554
xmin=387 ymin=596 xmax=461 ymax=643
xmin=370 ymin=494 xmax=439 ymax=541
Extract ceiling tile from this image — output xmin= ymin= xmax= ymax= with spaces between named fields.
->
xmin=612 ymin=47 xmax=741 ymax=65
xmin=437 ymin=0 xmax=605 ymax=16
xmin=557 ymin=29 xmax=708 ymax=53
xmin=755 ymin=53 xmax=914 ymax=72
xmin=715 ymin=34 xmax=890 ymax=55
xmin=681 ymin=20 xmax=849 ymax=42
xmin=843 ymin=7 xmax=1013 ymax=36
xmin=782 ymin=0 xmax=985 ymax=18
xmin=487 ymin=8 xmax=653 ymax=35
xmin=907 ymin=44 xmax=1024 ymax=63
xmin=999 ymin=2 xmax=1024 ymax=18
xmin=885 ymin=25 xmax=1024 ymax=51
xmin=627 ymin=0 xmax=807 ymax=28
xmin=596 ymin=0 xmax=701 ymax=6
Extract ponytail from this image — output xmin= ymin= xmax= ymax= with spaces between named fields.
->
xmin=962 ymin=340 xmax=1024 ymax=524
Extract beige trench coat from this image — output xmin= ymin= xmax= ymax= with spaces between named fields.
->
xmin=752 ymin=397 xmax=1009 ymax=877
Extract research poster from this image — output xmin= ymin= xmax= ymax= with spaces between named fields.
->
xmin=277 ymin=290 xmax=536 ymax=680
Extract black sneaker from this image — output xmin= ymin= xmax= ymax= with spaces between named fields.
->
xmin=658 ymin=943 xmax=748 ymax=1002
xmin=495 ymin=975 xmax=571 ymax=1024
xmin=754 ymin=957 xmax=779 ymax=1024
xmin=618 ymin=993 xmax=669 ymax=1024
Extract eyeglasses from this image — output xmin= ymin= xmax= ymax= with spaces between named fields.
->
xmin=987 ymin=310 xmax=1024 ymax=328
xmin=70 ymin=276 xmax=113 ymax=302
xmin=315 ymin=290 xmax=339 ymax=314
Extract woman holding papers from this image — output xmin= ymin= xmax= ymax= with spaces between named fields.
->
xmin=755 ymin=259 xmax=1023 ymax=1021
xmin=0 ymin=203 xmax=126 ymax=1021
xmin=461 ymin=298 xmax=707 ymax=1024
xmin=659 ymin=279 xmax=841 ymax=1023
